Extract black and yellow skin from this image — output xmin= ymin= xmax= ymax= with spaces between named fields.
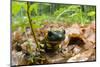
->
xmin=43 ymin=30 xmax=65 ymax=53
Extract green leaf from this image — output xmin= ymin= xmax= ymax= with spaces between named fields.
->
xmin=87 ymin=11 xmax=95 ymax=16
xmin=20 ymin=2 xmax=27 ymax=11
xmin=68 ymin=5 xmax=80 ymax=11
xmin=32 ymin=23 xmax=41 ymax=29
xmin=12 ymin=2 xmax=26 ymax=16
xmin=30 ymin=3 xmax=39 ymax=15
xmin=12 ymin=2 xmax=21 ymax=16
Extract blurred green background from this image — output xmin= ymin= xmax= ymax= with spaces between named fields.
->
xmin=12 ymin=1 xmax=96 ymax=31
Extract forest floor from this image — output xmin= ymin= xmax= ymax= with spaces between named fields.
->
xmin=11 ymin=21 xmax=96 ymax=66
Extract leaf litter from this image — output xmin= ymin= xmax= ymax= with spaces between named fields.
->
xmin=12 ymin=21 xmax=96 ymax=65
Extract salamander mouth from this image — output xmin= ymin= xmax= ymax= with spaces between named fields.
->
xmin=47 ymin=40 xmax=62 ymax=45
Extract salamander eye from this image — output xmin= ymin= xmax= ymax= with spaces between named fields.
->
xmin=48 ymin=31 xmax=53 ymax=37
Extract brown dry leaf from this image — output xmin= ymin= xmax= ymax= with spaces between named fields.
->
xmin=82 ymin=27 xmax=92 ymax=38
xmin=21 ymin=42 xmax=29 ymax=51
xmin=46 ymin=53 xmax=70 ymax=63
xmin=81 ymin=22 xmax=95 ymax=39
xmin=88 ymin=49 xmax=96 ymax=61
xmin=83 ymin=41 xmax=95 ymax=49
xmin=67 ymin=49 xmax=95 ymax=62
xmin=61 ymin=35 xmax=69 ymax=48
xmin=87 ymin=33 xmax=95 ymax=43
xmin=73 ymin=45 xmax=82 ymax=55
xmin=12 ymin=27 xmax=23 ymax=42
xmin=90 ymin=21 xmax=96 ymax=31
xmin=12 ymin=51 xmax=25 ymax=65
xmin=12 ymin=31 xmax=22 ymax=41
xmin=71 ymin=23 xmax=80 ymax=29
xmin=12 ymin=22 xmax=96 ymax=65
xmin=21 ymin=39 xmax=37 ymax=52
xmin=65 ymin=24 xmax=81 ymax=37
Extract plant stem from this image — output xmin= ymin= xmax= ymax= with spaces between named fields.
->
xmin=27 ymin=2 xmax=40 ymax=50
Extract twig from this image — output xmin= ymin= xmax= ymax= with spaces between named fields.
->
xmin=27 ymin=2 xmax=40 ymax=50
